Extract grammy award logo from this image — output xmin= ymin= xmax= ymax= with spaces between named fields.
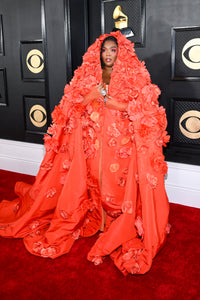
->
xmin=26 ymin=49 xmax=44 ymax=74
xmin=29 ymin=104 xmax=47 ymax=127
xmin=182 ymin=38 xmax=200 ymax=70
xmin=179 ymin=110 xmax=200 ymax=139
xmin=113 ymin=5 xmax=134 ymax=38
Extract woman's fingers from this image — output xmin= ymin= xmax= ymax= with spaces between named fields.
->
xmin=97 ymin=84 xmax=104 ymax=91
xmin=97 ymin=84 xmax=106 ymax=96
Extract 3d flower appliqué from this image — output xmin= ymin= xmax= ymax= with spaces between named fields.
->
xmin=33 ymin=241 xmax=43 ymax=254
xmin=135 ymin=216 xmax=144 ymax=239
xmin=44 ymin=135 xmax=59 ymax=153
xmin=46 ymin=187 xmax=57 ymax=198
xmin=92 ymin=256 xmax=103 ymax=266
xmin=146 ymin=173 xmax=158 ymax=189
xmin=122 ymin=201 xmax=133 ymax=214
xmin=141 ymin=84 xmax=160 ymax=112
xmin=122 ymin=248 xmax=141 ymax=262
xmin=115 ymin=147 xmax=132 ymax=159
xmin=104 ymin=195 xmax=115 ymax=203
xmin=47 ymin=124 xmax=58 ymax=137
xmin=59 ymin=210 xmax=69 ymax=219
xmin=63 ymin=160 xmax=71 ymax=171
xmin=110 ymin=163 xmax=120 ymax=173
xmin=136 ymin=145 xmax=148 ymax=154
xmin=108 ymin=137 xmax=117 ymax=147
xmin=151 ymin=155 xmax=168 ymax=174
xmin=66 ymin=117 xmax=77 ymax=134
xmin=94 ymin=139 xmax=99 ymax=150
xmin=60 ymin=174 xmax=68 ymax=185
xmin=127 ymin=99 xmax=143 ymax=121
xmin=88 ymin=127 xmax=96 ymax=140
xmin=29 ymin=220 xmax=40 ymax=230
xmin=117 ymin=176 xmax=126 ymax=187
xmin=60 ymin=144 xmax=68 ymax=153
xmin=72 ymin=229 xmax=81 ymax=240
xmin=156 ymin=131 xmax=170 ymax=147
xmin=41 ymin=162 xmax=53 ymax=171
xmin=40 ymin=246 xmax=58 ymax=258
xmin=51 ymin=105 xmax=66 ymax=126
xmin=107 ymin=123 xmax=121 ymax=137
xmin=130 ymin=262 xmax=141 ymax=274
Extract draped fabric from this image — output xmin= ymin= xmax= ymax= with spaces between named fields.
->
xmin=0 ymin=31 xmax=170 ymax=275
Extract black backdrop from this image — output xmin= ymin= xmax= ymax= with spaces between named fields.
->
xmin=0 ymin=0 xmax=200 ymax=165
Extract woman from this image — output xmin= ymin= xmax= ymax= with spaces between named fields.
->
xmin=0 ymin=31 xmax=170 ymax=275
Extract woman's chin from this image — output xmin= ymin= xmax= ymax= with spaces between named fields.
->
xmin=104 ymin=63 xmax=114 ymax=68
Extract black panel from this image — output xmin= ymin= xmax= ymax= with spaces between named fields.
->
xmin=43 ymin=0 xmax=70 ymax=114
xmin=88 ymin=0 xmax=145 ymax=47
xmin=88 ymin=0 xmax=102 ymax=45
xmin=69 ymin=0 xmax=88 ymax=73
xmin=0 ymin=68 xmax=8 ymax=105
xmin=0 ymin=14 xmax=4 ymax=55
xmin=0 ymin=0 xmax=75 ymax=144
xmin=0 ymin=0 xmax=44 ymax=143
xmin=20 ymin=40 xmax=45 ymax=82
xmin=171 ymin=26 xmax=200 ymax=81
xmin=101 ymin=0 xmax=146 ymax=46
xmin=165 ymin=98 xmax=200 ymax=165
xmin=173 ymin=99 xmax=200 ymax=144
xmin=136 ymin=0 xmax=200 ymax=166
xmin=24 ymin=96 xmax=47 ymax=134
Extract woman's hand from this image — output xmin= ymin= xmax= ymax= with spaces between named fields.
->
xmin=82 ymin=84 xmax=105 ymax=105
xmin=106 ymin=95 xmax=128 ymax=111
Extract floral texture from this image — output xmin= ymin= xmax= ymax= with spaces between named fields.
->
xmin=29 ymin=220 xmax=40 ymax=230
xmin=0 ymin=31 xmax=170 ymax=276
xmin=115 ymin=147 xmax=132 ymax=159
xmin=46 ymin=187 xmax=57 ymax=198
xmin=122 ymin=201 xmax=133 ymax=214
xmin=151 ymin=154 xmax=168 ymax=174
xmin=146 ymin=173 xmax=158 ymax=189
xmin=135 ymin=216 xmax=144 ymax=239
xmin=60 ymin=210 xmax=69 ymax=219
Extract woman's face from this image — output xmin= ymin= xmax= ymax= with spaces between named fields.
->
xmin=101 ymin=40 xmax=118 ymax=68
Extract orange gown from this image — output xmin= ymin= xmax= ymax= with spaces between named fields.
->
xmin=0 ymin=31 xmax=170 ymax=275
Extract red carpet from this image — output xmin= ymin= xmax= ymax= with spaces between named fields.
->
xmin=0 ymin=169 xmax=200 ymax=300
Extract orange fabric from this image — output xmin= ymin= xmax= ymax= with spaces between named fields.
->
xmin=0 ymin=31 xmax=170 ymax=275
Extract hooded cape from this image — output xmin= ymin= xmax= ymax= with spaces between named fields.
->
xmin=0 ymin=31 xmax=170 ymax=275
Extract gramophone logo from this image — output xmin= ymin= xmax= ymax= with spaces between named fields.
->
xmin=26 ymin=49 xmax=44 ymax=74
xmin=113 ymin=5 xmax=134 ymax=38
xmin=182 ymin=38 xmax=200 ymax=70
